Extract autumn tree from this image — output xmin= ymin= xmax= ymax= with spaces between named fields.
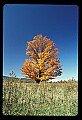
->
xmin=21 ymin=34 xmax=62 ymax=83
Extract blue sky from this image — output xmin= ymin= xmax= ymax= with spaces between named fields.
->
xmin=3 ymin=4 xmax=78 ymax=81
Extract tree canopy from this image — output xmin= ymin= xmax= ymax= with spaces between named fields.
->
xmin=21 ymin=34 xmax=62 ymax=83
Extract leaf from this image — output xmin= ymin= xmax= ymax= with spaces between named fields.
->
xmin=21 ymin=34 xmax=62 ymax=82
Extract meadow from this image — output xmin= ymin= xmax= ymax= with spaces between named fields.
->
xmin=3 ymin=79 xmax=78 ymax=116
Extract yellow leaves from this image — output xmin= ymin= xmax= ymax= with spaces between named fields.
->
xmin=38 ymin=52 xmax=42 ymax=58
xmin=21 ymin=59 xmax=32 ymax=74
xmin=40 ymin=75 xmax=50 ymax=81
xmin=45 ymin=40 xmax=54 ymax=48
xmin=40 ymin=65 xmax=43 ymax=71
xmin=44 ymin=67 xmax=53 ymax=74
xmin=27 ymin=41 xmax=31 ymax=46
xmin=26 ymin=51 xmax=32 ymax=55
xmin=49 ymin=51 xmax=54 ymax=56
xmin=37 ymin=34 xmax=42 ymax=39
xmin=32 ymin=39 xmax=37 ymax=44
xmin=21 ymin=34 xmax=62 ymax=82
xmin=43 ymin=36 xmax=46 ymax=40
xmin=44 ymin=46 xmax=50 ymax=53
xmin=42 ymin=75 xmax=47 ymax=80
xmin=31 ymin=62 xmax=39 ymax=71
xmin=26 ymin=59 xmax=30 ymax=63
xmin=34 ymin=36 xmax=37 ymax=39
xmin=27 ymin=41 xmax=35 ymax=52
xmin=54 ymin=48 xmax=58 ymax=51
xmin=39 ymin=59 xmax=44 ymax=64
xmin=21 ymin=67 xmax=29 ymax=73
xmin=34 ymin=34 xmax=42 ymax=39
xmin=24 ymin=59 xmax=30 ymax=66
xmin=38 ymin=59 xmax=45 ymax=71
xmin=31 ymin=71 xmax=35 ymax=77
xmin=34 ymin=67 xmax=39 ymax=72
xmin=31 ymin=61 xmax=37 ymax=67
xmin=35 ymin=45 xmax=39 ymax=50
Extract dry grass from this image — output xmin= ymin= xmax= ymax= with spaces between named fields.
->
xmin=3 ymin=79 xmax=78 ymax=116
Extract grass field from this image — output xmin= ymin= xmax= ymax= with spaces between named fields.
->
xmin=3 ymin=79 xmax=78 ymax=116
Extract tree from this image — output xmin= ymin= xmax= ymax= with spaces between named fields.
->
xmin=21 ymin=34 xmax=62 ymax=83
xmin=9 ymin=71 xmax=16 ymax=81
xmin=9 ymin=71 xmax=16 ymax=78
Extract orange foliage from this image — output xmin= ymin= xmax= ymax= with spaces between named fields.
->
xmin=21 ymin=34 xmax=62 ymax=82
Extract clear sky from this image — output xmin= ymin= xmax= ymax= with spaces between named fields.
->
xmin=3 ymin=4 xmax=78 ymax=81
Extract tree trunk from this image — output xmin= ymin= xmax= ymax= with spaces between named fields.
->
xmin=36 ymin=80 xmax=40 ymax=83
xmin=35 ymin=70 xmax=42 ymax=83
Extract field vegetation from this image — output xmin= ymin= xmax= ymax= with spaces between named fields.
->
xmin=3 ymin=78 xmax=78 ymax=116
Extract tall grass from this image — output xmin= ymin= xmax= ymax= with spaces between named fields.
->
xmin=3 ymin=79 xmax=78 ymax=116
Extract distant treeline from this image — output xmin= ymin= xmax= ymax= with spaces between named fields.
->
xmin=3 ymin=76 xmax=77 ymax=83
xmin=3 ymin=76 xmax=36 ymax=83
